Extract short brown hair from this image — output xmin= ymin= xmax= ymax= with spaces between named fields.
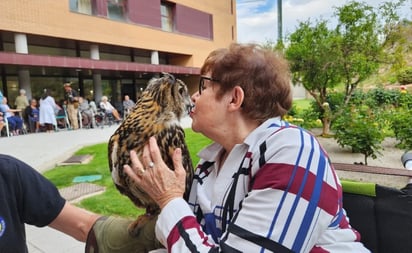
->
xmin=200 ymin=43 xmax=292 ymax=123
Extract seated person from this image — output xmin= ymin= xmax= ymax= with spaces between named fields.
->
xmin=0 ymin=92 xmax=3 ymax=134
xmin=24 ymin=99 xmax=40 ymax=133
xmin=99 ymin=95 xmax=121 ymax=121
xmin=89 ymin=100 xmax=98 ymax=114
xmin=55 ymin=101 xmax=67 ymax=129
xmin=0 ymin=96 xmax=23 ymax=135
xmin=0 ymin=112 xmax=4 ymax=135
xmin=122 ymin=94 xmax=135 ymax=118
xmin=78 ymin=97 xmax=94 ymax=128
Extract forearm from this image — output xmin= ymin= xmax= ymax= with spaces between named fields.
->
xmin=48 ymin=202 xmax=101 ymax=242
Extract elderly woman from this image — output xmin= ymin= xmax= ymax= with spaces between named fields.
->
xmin=87 ymin=43 xmax=370 ymax=252
xmin=99 ymin=95 xmax=121 ymax=121
xmin=0 ymin=97 xmax=24 ymax=136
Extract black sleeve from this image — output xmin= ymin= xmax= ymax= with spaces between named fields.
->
xmin=0 ymin=154 xmax=66 ymax=227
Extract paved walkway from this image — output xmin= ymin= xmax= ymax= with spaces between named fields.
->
xmin=1 ymin=117 xmax=192 ymax=253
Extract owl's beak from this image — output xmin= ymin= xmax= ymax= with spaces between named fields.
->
xmin=186 ymin=103 xmax=195 ymax=115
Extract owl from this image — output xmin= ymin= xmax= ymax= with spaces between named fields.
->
xmin=108 ymin=73 xmax=194 ymax=236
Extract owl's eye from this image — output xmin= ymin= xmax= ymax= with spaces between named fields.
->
xmin=178 ymin=87 xmax=185 ymax=95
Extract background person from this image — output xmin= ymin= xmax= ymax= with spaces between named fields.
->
xmin=78 ymin=97 xmax=95 ymax=128
xmin=24 ymin=98 xmax=40 ymax=133
xmin=100 ymin=95 xmax=121 ymax=121
xmin=39 ymin=89 xmax=58 ymax=133
xmin=14 ymin=88 xmax=29 ymax=119
xmin=0 ymin=97 xmax=23 ymax=136
xmin=63 ymin=82 xmax=79 ymax=130
xmin=0 ymin=112 xmax=4 ymax=134
xmin=122 ymin=94 xmax=135 ymax=118
xmin=123 ymin=43 xmax=370 ymax=252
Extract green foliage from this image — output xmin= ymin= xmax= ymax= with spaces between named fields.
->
xmin=397 ymin=67 xmax=412 ymax=84
xmin=366 ymin=87 xmax=402 ymax=107
xmin=332 ymin=87 xmax=412 ymax=163
xmin=284 ymin=1 xmax=405 ymax=135
xmin=307 ymin=91 xmax=345 ymax=127
xmin=44 ymin=128 xmax=212 ymax=217
xmin=390 ymin=107 xmax=412 ymax=150
xmin=389 ymin=92 xmax=412 ymax=150
xmin=334 ymin=104 xmax=385 ymax=165
xmin=335 ymin=1 xmax=381 ymax=91
xmin=285 ymin=99 xmax=322 ymax=129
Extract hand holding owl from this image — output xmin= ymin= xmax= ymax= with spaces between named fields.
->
xmin=124 ymin=137 xmax=187 ymax=209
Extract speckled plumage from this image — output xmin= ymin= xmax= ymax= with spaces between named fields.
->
xmin=108 ymin=73 xmax=194 ymax=235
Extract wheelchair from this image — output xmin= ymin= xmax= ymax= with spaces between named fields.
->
xmin=94 ymin=107 xmax=115 ymax=128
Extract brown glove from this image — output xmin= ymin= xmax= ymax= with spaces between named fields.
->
xmin=85 ymin=216 xmax=163 ymax=253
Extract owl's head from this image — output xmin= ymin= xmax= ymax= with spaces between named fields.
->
xmin=144 ymin=73 xmax=193 ymax=119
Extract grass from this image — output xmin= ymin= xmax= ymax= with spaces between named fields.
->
xmin=293 ymin=98 xmax=313 ymax=111
xmin=43 ymin=128 xmax=212 ymax=218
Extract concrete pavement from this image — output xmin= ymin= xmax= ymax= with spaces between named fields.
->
xmin=1 ymin=117 xmax=192 ymax=252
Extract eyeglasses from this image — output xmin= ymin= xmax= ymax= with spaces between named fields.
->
xmin=198 ymin=76 xmax=219 ymax=95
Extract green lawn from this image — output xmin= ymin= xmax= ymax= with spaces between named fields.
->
xmin=44 ymin=128 xmax=212 ymax=217
xmin=293 ymin=98 xmax=313 ymax=110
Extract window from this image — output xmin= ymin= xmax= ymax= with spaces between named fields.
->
xmin=107 ymin=0 xmax=127 ymax=21
xmin=161 ymin=2 xmax=174 ymax=32
xmin=69 ymin=0 xmax=93 ymax=15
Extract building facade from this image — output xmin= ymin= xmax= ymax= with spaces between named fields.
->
xmin=0 ymin=0 xmax=236 ymax=108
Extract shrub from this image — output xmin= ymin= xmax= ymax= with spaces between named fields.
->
xmin=390 ymin=106 xmax=412 ymax=150
xmin=366 ymin=87 xmax=400 ymax=107
xmin=397 ymin=68 xmax=412 ymax=85
xmin=285 ymin=103 xmax=322 ymax=129
xmin=333 ymin=104 xmax=385 ymax=165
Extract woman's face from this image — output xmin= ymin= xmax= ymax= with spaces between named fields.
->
xmin=190 ymin=73 xmax=228 ymax=137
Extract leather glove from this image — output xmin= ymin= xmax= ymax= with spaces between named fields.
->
xmin=85 ymin=216 xmax=163 ymax=253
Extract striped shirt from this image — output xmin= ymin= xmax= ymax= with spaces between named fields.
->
xmin=155 ymin=117 xmax=370 ymax=253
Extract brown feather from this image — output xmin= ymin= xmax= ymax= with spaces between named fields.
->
xmin=108 ymin=73 xmax=194 ymax=235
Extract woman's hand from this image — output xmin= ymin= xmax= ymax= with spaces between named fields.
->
xmin=123 ymin=137 xmax=187 ymax=209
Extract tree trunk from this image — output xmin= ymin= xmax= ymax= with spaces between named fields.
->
xmin=321 ymin=118 xmax=331 ymax=136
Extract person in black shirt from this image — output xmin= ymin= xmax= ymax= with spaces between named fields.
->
xmin=0 ymin=154 xmax=161 ymax=253
xmin=0 ymin=154 xmax=100 ymax=252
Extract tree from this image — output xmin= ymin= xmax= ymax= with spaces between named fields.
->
xmin=285 ymin=1 xmax=405 ymax=136
xmin=335 ymin=1 xmax=381 ymax=105
xmin=285 ymin=20 xmax=341 ymax=136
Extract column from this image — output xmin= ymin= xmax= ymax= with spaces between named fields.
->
xmin=90 ymin=44 xmax=102 ymax=101
xmin=151 ymin=50 xmax=159 ymax=65
xmin=14 ymin=33 xmax=32 ymax=99
xmin=151 ymin=50 xmax=160 ymax=78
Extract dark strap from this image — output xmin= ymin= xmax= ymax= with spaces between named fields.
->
xmin=226 ymin=224 xmax=294 ymax=253
xmin=221 ymin=156 xmax=248 ymax=232
xmin=195 ymin=161 xmax=215 ymax=224
xmin=193 ymin=161 xmax=215 ymax=185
